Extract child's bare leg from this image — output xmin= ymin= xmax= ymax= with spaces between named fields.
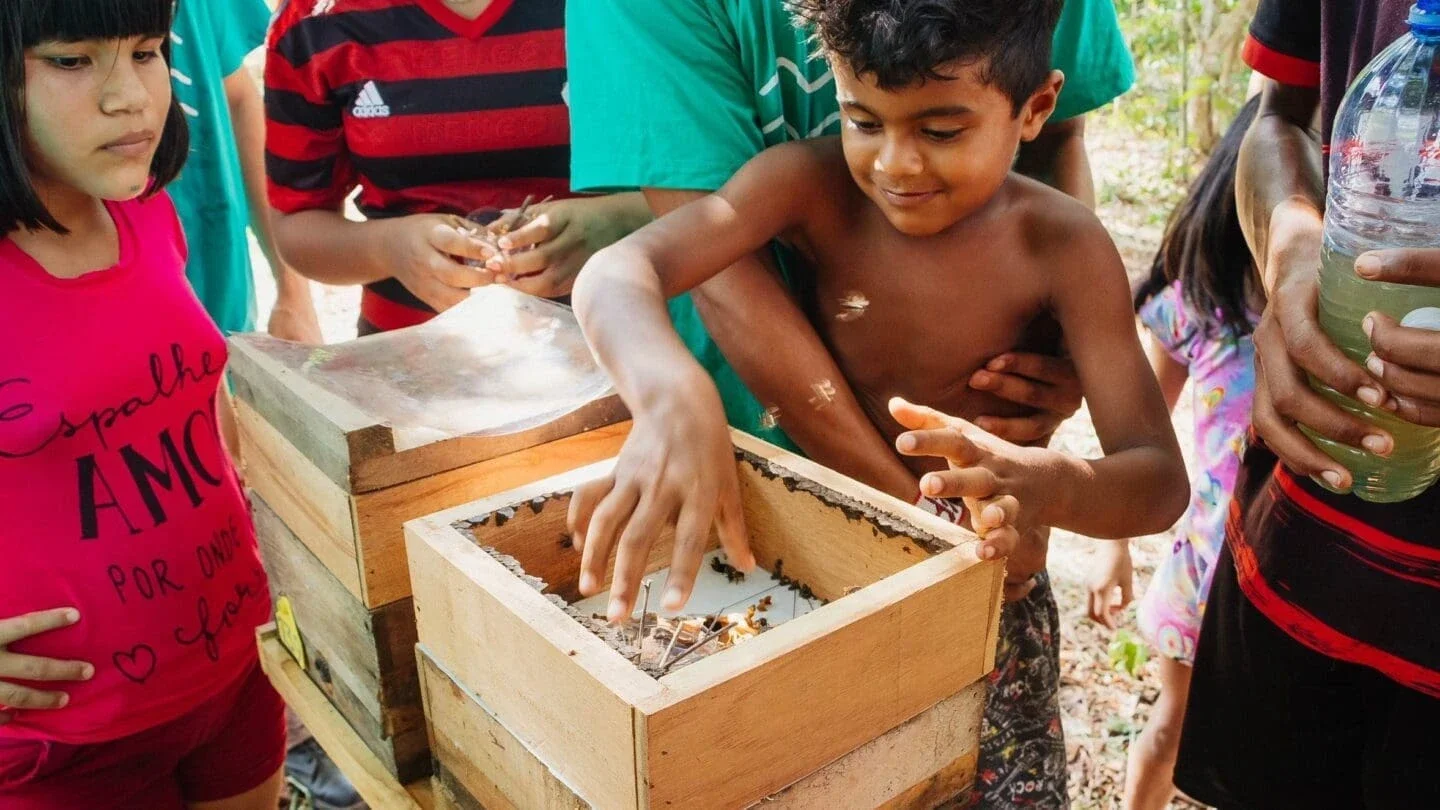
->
xmin=1125 ymin=656 xmax=1193 ymax=810
xmin=187 ymin=768 xmax=284 ymax=810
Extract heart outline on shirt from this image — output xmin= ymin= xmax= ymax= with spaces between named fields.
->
xmin=112 ymin=644 xmax=157 ymax=684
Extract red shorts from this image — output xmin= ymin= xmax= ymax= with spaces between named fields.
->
xmin=0 ymin=657 xmax=286 ymax=809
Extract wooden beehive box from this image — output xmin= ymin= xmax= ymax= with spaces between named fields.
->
xmin=228 ymin=291 xmax=630 ymax=609
xmin=406 ymin=431 xmax=1004 ymax=809
xmin=232 ymin=291 xmax=631 ymax=781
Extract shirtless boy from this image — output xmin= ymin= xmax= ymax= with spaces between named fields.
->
xmin=568 ymin=3 xmax=1187 ymax=801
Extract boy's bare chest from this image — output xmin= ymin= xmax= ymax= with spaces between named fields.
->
xmin=793 ymin=221 xmax=1060 ymax=429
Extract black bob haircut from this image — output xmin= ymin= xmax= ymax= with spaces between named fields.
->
xmin=789 ymin=0 xmax=1063 ymax=115
xmin=0 ymin=0 xmax=189 ymax=235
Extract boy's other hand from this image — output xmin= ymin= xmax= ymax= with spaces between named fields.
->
xmin=1353 ymin=248 xmax=1440 ymax=427
xmin=568 ymin=384 xmax=754 ymax=623
xmin=1086 ymin=541 xmax=1134 ymax=630
xmin=383 ymin=215 xmax=497 ymax=313
xmin=891 ymin=397 xmax=1055 ymax=564
xmin=0 ymin=608 xmax=94 ymax=723
xmin=968 ymin=352 xmax=1082 ymax=443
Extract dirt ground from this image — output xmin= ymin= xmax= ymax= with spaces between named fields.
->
xmin=251 ymin=113 xmax=1209 ymax=810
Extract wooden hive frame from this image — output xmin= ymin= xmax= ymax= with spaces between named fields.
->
xmin=406 ymin=431 xmax=1004 ymax=809
xmin=418 ymin=646 xmax=987 ymax=810
xmin=230 ymin=338 xmax=630 ymax=609
xmin=229 ymin=336 xmax=630 ymax=494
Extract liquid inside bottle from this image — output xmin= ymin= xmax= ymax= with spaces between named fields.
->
xmin=1305 ymin=1 xmax=1440 ymax=502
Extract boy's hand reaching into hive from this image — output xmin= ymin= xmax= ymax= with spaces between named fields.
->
xmin=0 ymin=608 xmax=94 ymax=724
xmin=568 ymin=380 xmax=754 ymax=624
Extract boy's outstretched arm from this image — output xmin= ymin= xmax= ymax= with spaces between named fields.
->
xmin=896 ymin=214 xmax=1188 ymax=539
xmin=1033 ymin=216 xmax=1189 ymax=535
xmin=570 ymin=144 xmax=821 ymax=622
xmin=646 ymin=188 xmax=921 ymax=503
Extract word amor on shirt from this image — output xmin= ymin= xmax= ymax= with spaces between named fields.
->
xmin=0 ymin=343 xmax=227 ymax=540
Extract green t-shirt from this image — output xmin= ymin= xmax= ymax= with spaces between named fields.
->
xmin=1051 ymin=0 xmax=1136 ymax=121
xmin=567 ymin=0 xmax=1134 ymax=448
xmin=167 ymin=0 xmax=273 ymax=334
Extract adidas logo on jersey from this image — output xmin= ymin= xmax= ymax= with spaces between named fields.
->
xmin=352 ymin=81 xmax=390 ymax=119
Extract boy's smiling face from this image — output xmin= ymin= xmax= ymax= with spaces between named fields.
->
xmin=834 ymin=57 xmax=1061 ymax=237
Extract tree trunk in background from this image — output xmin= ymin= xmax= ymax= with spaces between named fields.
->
xmin=1187 ymin=0 xmax=1258 ymax=153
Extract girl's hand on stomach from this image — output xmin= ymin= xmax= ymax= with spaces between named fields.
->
xmin=484 ymin=194 xmax=652 ymax=299
xmin=382 ymin=214 xmax=497 ymax=313
xmin=1086 ymin=541 xmax=1135 ymax=629
xmin=0 ymin=608 xmax=94 ymax=724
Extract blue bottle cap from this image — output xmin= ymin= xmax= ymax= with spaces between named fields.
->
xmin=1412 ymin=0 xmax=1440 ymax=34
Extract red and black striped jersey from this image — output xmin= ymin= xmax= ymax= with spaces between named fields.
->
xmin=264 ymin=0 xmax=572 ymax=331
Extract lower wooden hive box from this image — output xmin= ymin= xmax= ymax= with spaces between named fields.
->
xmin=252 ymin=493 xmax=431 ymax=782
xmin=406 ymin=431 xmax=1005 ymax=809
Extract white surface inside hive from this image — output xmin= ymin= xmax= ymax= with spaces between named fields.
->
xmin=570 ymin=549 xmax=823 ymax=626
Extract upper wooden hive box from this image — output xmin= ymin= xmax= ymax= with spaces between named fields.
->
xmin=228 ymin=288 xmax=629 ymax=609
xmin=406 ymin=431 xmax=1005 ymax=810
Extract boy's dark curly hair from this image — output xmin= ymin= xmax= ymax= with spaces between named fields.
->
xmin=789 ymin=0 xmax=1063 ymax=113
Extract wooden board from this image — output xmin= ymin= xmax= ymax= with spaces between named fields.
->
xmin=239 ymin=398 xmax=363 ymax=599
xmin=757 ymin=679 xmax=984 ymax=809
xmin=639 ymin=552 xmax=1002 ymax=809
xmin=420 ymin=649 xmax=588 ymax=810
xmin=351 ymin=397 xmax=629 ymax=494
xmin=422 ymin=460 xmax=687 ymax=603
xmin=352 ymin=421 xmax=631 ymax=607
xmin=736 ymin=455 xmax=930 ymax=601
xmin=728 ymin=431 xmax=967 ymax=545
xmin=421 ymin=643 xmax=986 ymax=810
xmin=229 ymin=339 xmax=385 ymax=493
xmin=257 ymin=626 xmax=433 ymax=810
xmin=238 ymin=395 xmax=630 ymax=608
xmin=229 ymin=336 xmax=629 ymax=494
xmin=407 ymin=520 xmax=662 ymax=809
xmin=252 ymin=494 xmax=429 ymax=782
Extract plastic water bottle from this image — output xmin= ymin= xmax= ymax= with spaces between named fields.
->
xmin=1303 ymin=0 xmax=1440 ymax=502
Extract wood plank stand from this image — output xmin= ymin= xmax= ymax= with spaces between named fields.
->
xmin=257 ymin=625 xmax=433 ymax=810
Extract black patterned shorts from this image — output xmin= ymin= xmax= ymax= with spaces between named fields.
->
xmin=949 ymin=570 xmax=1067 ymax=809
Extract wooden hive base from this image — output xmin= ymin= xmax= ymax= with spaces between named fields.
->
xmin=256 ymin=626 xmax=434 ymax=810
xmin=420 ymin=646 xmax=985 ymax=810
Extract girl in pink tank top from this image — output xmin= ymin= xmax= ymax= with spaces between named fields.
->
xmin=0 ymin=3 xmax=284 ymax=808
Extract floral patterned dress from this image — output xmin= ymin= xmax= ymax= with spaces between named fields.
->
xmin=1136 ymin=281 xmax=1257 ymax=664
